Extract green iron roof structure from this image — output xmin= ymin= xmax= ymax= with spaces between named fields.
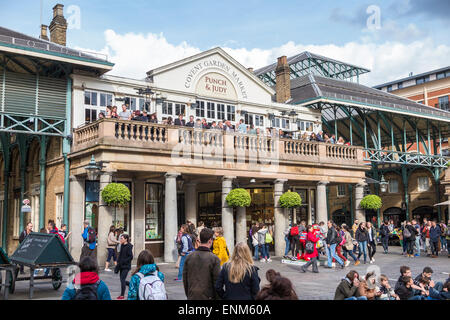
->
xmin=254 ymin=51 xmax=370 ymax=86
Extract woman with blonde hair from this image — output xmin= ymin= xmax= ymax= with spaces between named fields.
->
xmin=213 ymin=227 xmax=229 ymax=266
xmin=215 ymin=242 xmax=260 ymax=300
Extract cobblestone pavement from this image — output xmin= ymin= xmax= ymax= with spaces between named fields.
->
xmin=4 ymin=246 xmax=449 ymax=300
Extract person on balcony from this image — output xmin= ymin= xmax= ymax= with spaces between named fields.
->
xmin=139 ymin=110 xmax=149 ymax=122
xmin=105 ymin=106 xmax=112 ymax=118
xmin=118 ymin=104 xmax=131 ymax=120
xmin=330 ymin=134 xmax=336 ymax=144
xmin=224 ymin=120 xmax=234 ymax=132
xmin=111 ymin=106 xmax=118 ymax=119
xmin=238 ymin=119 xmax=247 ymax=134
xmin=175 ymin=114 xmax=186 ymax=126
xmin=201 ymin=118 xmax=209 ymax=129
xmin=185 ymin=115 xmax=195 ymax=127
xmin=217 ymin=121 xmax=224 ymax=131
xmin=336 ymin=136 xmax=345 ymax=145
xmin=316 ymin=131 xmax=324 ymax=142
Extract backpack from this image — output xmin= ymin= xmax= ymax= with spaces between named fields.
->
xmin=305 ymin=241 xmax=315 ymax=254
xmin=137 ymin=272 xmax=167 ymax=300
xmin=299 ymin=232 xmax=307 ymax=241
xmin=403 ymin=226 xmax=411 ymax=239
xmin=73 ymin=280 xmax=100 ymax=300
xmin=265 ymin=232 xmax=273 ymax=244
xmin=181 ymin=234 xmax=194 ymax=253
xmin=290 ymin=226 xmax=299 ymax=237
xmin=87 ymin=227 xmax=96 ymax=244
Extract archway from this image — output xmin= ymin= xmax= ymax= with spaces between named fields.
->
xmin=411 ymin=206 xmax=437 ymax=223
xmin=383 ymin=207 xmax=405 ymax=227
xmin=331 ymin=209 xmax=351 ymax=226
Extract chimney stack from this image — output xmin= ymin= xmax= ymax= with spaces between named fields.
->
xmin=247 ymin=67 xmax=254 ymax=73
xmin=275 ymin=56 xmax=291 ymax=103
xmin=49 ymin=4 xmax=68 ymax=46
xmin=40 ymin=24 xmax=49 ymax=41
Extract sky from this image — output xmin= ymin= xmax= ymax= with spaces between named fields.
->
xmin=1 ymin=0 xmax=449 ymax=86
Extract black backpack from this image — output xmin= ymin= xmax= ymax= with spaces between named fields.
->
xmin=73 ymin=280 xmax=100 ymax=300
xmin=305 ymin=241 xmax=315 ymax=254
xmin=87 ymin=227 xmax=96 ymax=244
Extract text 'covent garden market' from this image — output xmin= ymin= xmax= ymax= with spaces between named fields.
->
xmin=0 ymin=4 xmax=449 ymax=266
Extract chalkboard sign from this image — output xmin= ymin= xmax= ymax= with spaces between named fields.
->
xmin=0 ymin=247 xmax=11 ymax=266
xmin=10 ymin=233 xmax=74 ymax=267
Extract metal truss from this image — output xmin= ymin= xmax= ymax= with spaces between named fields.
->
xmin=364 ymin=148 xmax=449 ymax=168
xmin=0 ymin=114 xmax=66 ymax=137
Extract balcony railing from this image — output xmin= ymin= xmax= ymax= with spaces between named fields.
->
xmin=72 ymin=119 xmax=365 ymax=167
xmin=364 ymin=148 xmax=449 ymax=168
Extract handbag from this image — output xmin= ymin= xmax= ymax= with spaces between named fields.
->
xmin=265 ymin=232 xmax=273 ymax=244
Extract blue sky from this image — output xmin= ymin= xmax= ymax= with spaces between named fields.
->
xmin=1 ymin=0 xmax=449 ymax=85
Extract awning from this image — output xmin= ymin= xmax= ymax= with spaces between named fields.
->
xmin=434 ymin=200 xmax=450 ymax=206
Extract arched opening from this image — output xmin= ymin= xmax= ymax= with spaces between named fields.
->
xmin=411 ymin=206 xmax=437 ymax=223
xmin=383 ymin=207 xmax=405 ymax=228
xmin=331 ymin=209 xmax=351 ymax=226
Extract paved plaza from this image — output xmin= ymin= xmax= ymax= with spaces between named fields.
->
xmin=4 ymin=246 xmax=449 ymax=300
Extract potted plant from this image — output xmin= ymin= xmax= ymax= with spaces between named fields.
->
xmin=279 ymin=191 xmax=302 ymax=228
xmin=226 ymin=188 xmax=251 ymax=243
xmin=359 ymin=194 xmax=382 ymax=211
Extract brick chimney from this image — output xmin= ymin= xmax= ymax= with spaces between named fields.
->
xmin=275 ymin=56 xmax=291 ymax=103
xmin=40 ymin=24 xmax=49 ymax=41
xmin=49 ymin=4 xmax=67 ymax=46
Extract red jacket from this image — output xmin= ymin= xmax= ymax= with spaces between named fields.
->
xmin=303 ymin=231 xmax=320 ymax=259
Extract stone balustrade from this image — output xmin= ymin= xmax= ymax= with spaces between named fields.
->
xmin=72 ymin=118 xmax=365 ymax=167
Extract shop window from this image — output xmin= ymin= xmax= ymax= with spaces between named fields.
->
xmin=388 ymin=179 xmax=399 ymax=193
xmin=145 ymin=183 xmax=164 ymax=240
xmin=417 ymin=176 xmax=430 ymax=192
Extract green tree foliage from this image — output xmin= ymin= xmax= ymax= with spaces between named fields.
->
xmin=226 ymin=188 xmax=251 ymax=207
xmin=279 ymin=191 xmax=302 ymax=208
xmin=101 ymin=183 xmax=131 ymax=207
xmin=359 ymin=194 xmax=382 ymax=210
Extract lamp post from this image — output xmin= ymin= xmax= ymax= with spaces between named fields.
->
xmin=379 ymin=174 xmax=388 ymax=193
xmin=85 ymin=155 xmax=102 ymax=181
xmin=136 ymin=86 xmax=155 ymax=113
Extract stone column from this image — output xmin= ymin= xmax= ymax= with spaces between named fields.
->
xmin=164 ymin=172 xmax=180 ymax=263
xmin=235 ymin=207 xmax=247 ymax=245
xmin=133 ymin=179 xmax=146 ymax=260
xmin=355 ymin=183 xmax=366 ymax=222
xmin=184 ymin=181 xmax=197 ymax=225
xmin=68 ymin=176 xmax=85 ymax=261
xmin=222 ymin=176 xmax=236 ymax=254
xmin=274 ymin=179 xmax=287 ymax=257
xmin=97 ymin=172 xmax=113 ymax=268
xmin=316 ymin=181 xmax=329 ymax=224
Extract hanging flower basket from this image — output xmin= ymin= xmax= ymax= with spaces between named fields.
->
xmin=101 ymin=183 xmax=131 ymax=207
xmin=279 ymin=191 xmax=302 ymax=208
xmin=360 ymin=194 xmax=382 ymax=211
xmin=226 ymin=188 xmax=251 ymax=207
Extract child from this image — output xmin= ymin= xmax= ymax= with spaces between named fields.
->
xmin=378 ymin=274 xmax=399 ymax=300
xmin=213 ymin=227 xmax=229 ymax=266
xmin=298 ymin=229 xmax=308 ymax=260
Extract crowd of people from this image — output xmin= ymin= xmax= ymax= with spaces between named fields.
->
xmin=97 ymin=104 xmax=351 ymax=144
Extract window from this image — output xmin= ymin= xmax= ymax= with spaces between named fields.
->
xmin=175 ymin=103 xmax=186 ymax=116
xmin=13 ymin=197 xmax=20 ymax=237
xmin=99 ymin=93 xmax=113 ymax=107
xmin=55 ymin=193 xmax=64 ymax=228
xmin=245 ymin=114 xmax=264 ymax=127
xmin=417 ymin=176 xmax=429 ymax=192
xmin=254 ymin=115 xmax=264 ymax=127
xmin=145 ymin=183 xmax=163 ymax=240
xmin=217 ymin=104 xmax=225 ymax=120
xmin=226 ymin=105 xmax=235 ymax=121
xmin=196 ymin=101 xmax=205 ymax=118
xmin=271 ymin=117 xmax=289 ymax=129
xmin=437 ymin=72 xmax=446 ymax=80
xmin=162 ymin=102 xmax=173 ymax=115
xmin=0 ymin=198 xmax=3 ymax=246
xmin=244 ymin=113 xmax=253 ymax=125
xmin=337 ymin=185 xmax=346 ymax=197
xmin=438 ymin=96 xmax=449 ymax=111
xmin=85 ymin=109 xmax=97 ymax=123
xmin=387 ymin=85 xmax=392 ymax=92
xmin=398 ymin=82 xmax=403 ymax=89
xmin=84 ymin=91 xmax=97 ymax=106
xmin=124 ymin=97 xmax=137 ymax=110
xmin=416 ymin=76 xmax=429 ymax=85
xmin=388 ymin=179 xmax=398 ymax=193
xmin=207 ymin=102 xmax=215 ymax=119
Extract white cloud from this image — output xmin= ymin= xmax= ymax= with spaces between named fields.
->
xmin=76 ymin=29 xmax=450 ymax=87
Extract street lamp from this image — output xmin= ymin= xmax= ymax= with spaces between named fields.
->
xmin=379 ymin=174 xmax=388 ymax=193
xmin=85 ymin=155 xmax=103 ymax=181
xmin=136 ymin=86 xmax=155 ymax=113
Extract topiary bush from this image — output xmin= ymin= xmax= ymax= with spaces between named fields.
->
xmin=359 ymin=194 xmax=382 ymax=210
xmin=279 ymin=191 xmax=302 ymax=208
xmin=226 ymin=188 xmax=251 ymax=207
xmin=101 ymin=183 xmax=131 ymax=207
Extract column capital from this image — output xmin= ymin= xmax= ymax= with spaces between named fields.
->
xmin=356 ymin=182 xmax=367 ymax=188
xmin=69 ymin=175 xmax=84 ymax=182
xmin=274 ymin=179 xmax=287 ymax=185
xmin=222 ymin=176 xmax=236 ymax=182
xmin=317 ymin=181 xmax=329 ymax=186
xmin=165 ymin=172 xmax=180 ymax=179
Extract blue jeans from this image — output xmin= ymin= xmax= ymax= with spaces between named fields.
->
xmin=440 ymin=236 xmax=447 ymax=250
xmin=253 ymin=245 xmax=259 ymax=260
xmin=357 ymin=241 xmax=367 ymax=263
xmin=345 ymin=296 xmax=368 ymax=300
xmin=177 ymin=252 xmax=189 ymax=280
xmin=343 ymin=247 xmax=358 ymax=262
xmin=415 ymin=237 xmax=421 ymax=255
xmin=284 ymin=236 xmax=290 ymax=256
xmin=326 ymin=243 xmax=343 ymax=267
xmin=265 ymin=244 xmax=270 ymax=259
xmin=408 ymin=295 xmax=426 ymax=300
